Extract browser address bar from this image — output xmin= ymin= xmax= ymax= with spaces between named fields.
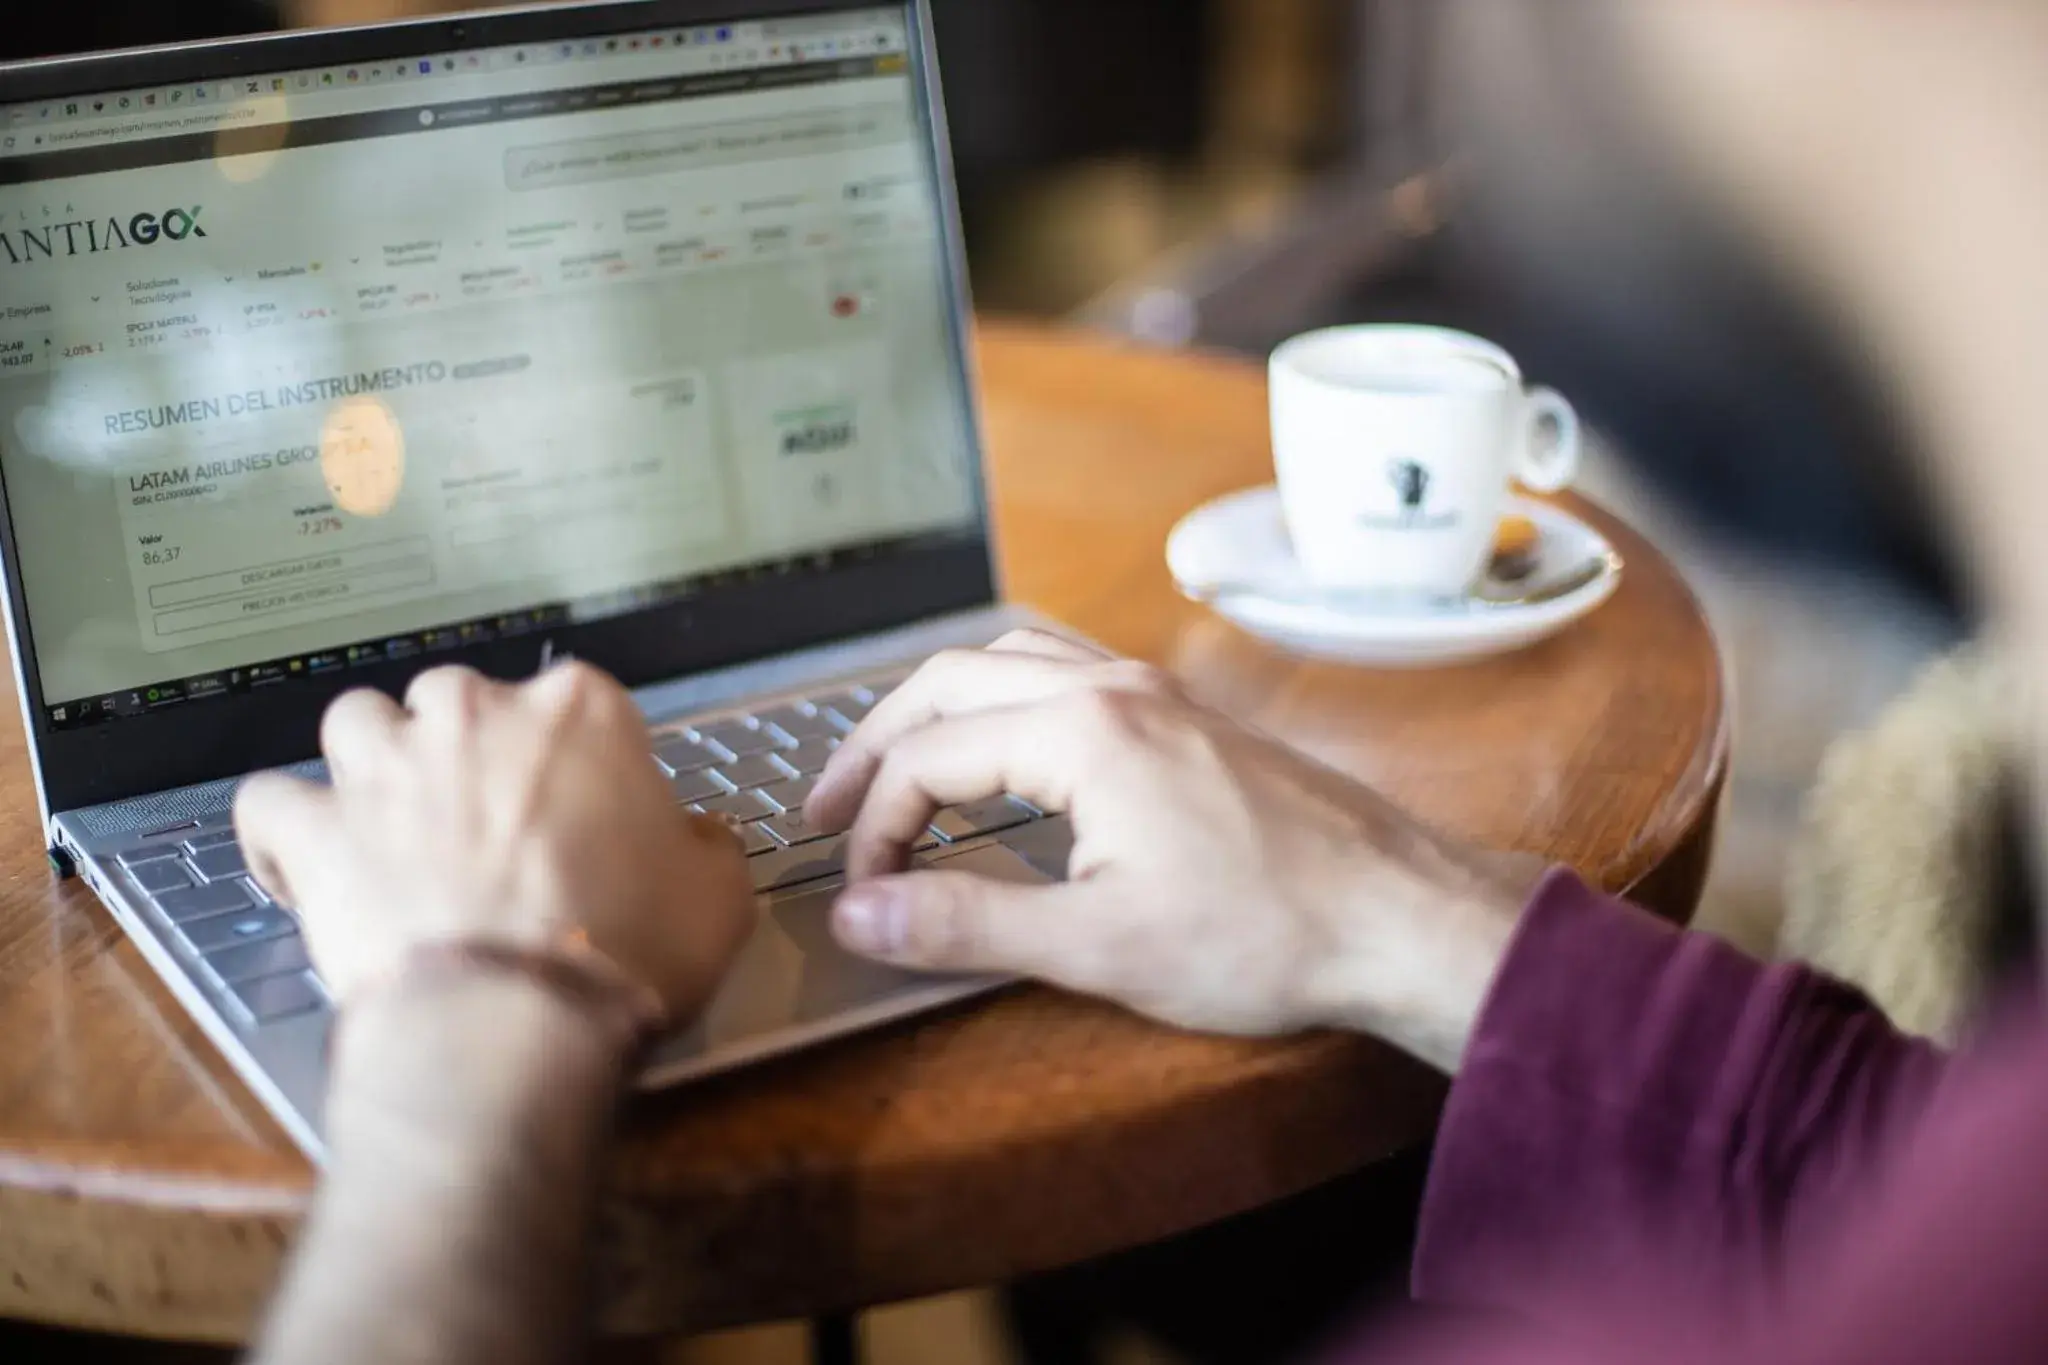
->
xmin=26 ymin=79 xmax=475 ymax=156
xmin=35 ymin=101 xmax=269 ymax=152
xmin=17 ymin=54 xmax=770 ymax=158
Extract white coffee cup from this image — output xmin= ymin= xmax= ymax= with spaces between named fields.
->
xmin=1269 ymin=325 xmax=1580 ymax=596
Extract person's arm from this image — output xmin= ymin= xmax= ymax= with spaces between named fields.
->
xmin=1379 ymin=4 xmax=2048 ymax=1357
xmin=255 ymin=974 xmax=627 ymax=1365
xmin=802 ymin=634 xmax=1951 ymax=1330
xmin=1332 ymin=929 xmax=2048 ymax=1365
xmin=236 ymin=662 xmax=757 ymax=1365
xmin=1397 ymin=1 xmax=2044 ymax=1328
xmin=1413 ymin=870 xmax=1949 ymax=1327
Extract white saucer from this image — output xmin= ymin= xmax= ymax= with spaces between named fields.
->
xmin=1166 ymin=488 xmax=1622 ymax=667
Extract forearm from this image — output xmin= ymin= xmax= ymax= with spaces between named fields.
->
xmin=254 ymin=973 xmax=628 ymax=1365
xmin=1415 ymin=872 xmax=1949 ymax=1327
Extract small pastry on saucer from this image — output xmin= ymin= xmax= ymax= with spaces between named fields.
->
xmin=1490 ymin=514 xmax=1542 ymax=582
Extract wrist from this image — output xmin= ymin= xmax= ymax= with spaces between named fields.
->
xmin=269 ymin=967 xmax=628 ymax=1365
xmin=361 ymin=934 xmax=670 ymax=1056
xmin=329 ymin=968 xmax=631 ymax=1155
xmin=1302 ymin=844 xmax=1545 ymax=1074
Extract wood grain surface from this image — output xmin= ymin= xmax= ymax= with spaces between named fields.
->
xmin=0 ymin=321 xmax=1727 ymax=1343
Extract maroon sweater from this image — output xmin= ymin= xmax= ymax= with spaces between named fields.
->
xmin=1350 ymin=869 xmax=2048 ymax=1363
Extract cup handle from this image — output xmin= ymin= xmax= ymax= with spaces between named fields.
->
xmin=1514 ymin=386 xmax=1581 ymax=494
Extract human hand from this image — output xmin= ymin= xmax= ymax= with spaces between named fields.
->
xmin=806 ymin=632 xmax=1545 ymax=1070
xmin=235 ymin=663 xmax=755 ymax=1032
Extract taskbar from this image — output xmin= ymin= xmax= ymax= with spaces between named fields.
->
xmin=45 ymin=601 xmax=578 ymax=732
xmin=42 ymin=532 xmax=955 ymax=732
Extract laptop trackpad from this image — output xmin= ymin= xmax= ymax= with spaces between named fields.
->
xmin=688 ymin=842 xmax=1050 ymax=1055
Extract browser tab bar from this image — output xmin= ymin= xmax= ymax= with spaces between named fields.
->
xmin=1 ymin=18 xmax=805 ymax=158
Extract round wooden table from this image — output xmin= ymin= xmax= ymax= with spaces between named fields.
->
xmin=0 ymin=321 xmax=1727 ymax=1344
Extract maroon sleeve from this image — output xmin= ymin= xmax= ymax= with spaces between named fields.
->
xmin=1412 ymin=869 xmax=1949 ymax=1323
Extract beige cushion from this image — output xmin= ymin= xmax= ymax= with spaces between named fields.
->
xmin=1780 ymin=645 xmax=2021 ymax=1044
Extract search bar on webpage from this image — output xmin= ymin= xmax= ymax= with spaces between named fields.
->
xmin=504 ymin=103 xmax=909 ymax=191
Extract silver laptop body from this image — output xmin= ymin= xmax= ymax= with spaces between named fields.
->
xmin=0 ymin=0 xmax=1071 ymax=1159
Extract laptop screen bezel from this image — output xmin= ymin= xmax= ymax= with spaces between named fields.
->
xmin=0 ymin=0 xmax=997 ymax=819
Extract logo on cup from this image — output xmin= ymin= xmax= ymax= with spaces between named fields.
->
xmin=1352 ymin=458 xmax=1459 ymax=533
xmin=1388 ymin=460 xmax=1430 ymax=515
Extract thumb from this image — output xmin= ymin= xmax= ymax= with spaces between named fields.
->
xmin=832 ymin=870 xmax=1116 ymax=990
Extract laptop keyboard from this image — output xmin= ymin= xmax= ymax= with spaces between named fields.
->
xmin=653 ymin=678 xmax=1049 ymax=891
xmin=102 ymin=675 xmax=1052 ymax=1032
xmin=114 ymin=833 xmax=320 ymax=1026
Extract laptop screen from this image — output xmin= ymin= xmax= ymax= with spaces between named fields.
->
xmin=0 ymin=5 xmax=980 ymax=737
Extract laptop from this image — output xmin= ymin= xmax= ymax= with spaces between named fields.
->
xmin=0 ymin=0 xmax=1075 ymax=1159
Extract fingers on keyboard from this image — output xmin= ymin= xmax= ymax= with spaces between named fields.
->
xmin=651 ymin=677 xmax=1046 ymax=894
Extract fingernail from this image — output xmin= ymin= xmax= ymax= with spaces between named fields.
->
xmin=834 ymin=885 xmax=906 ymax=957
